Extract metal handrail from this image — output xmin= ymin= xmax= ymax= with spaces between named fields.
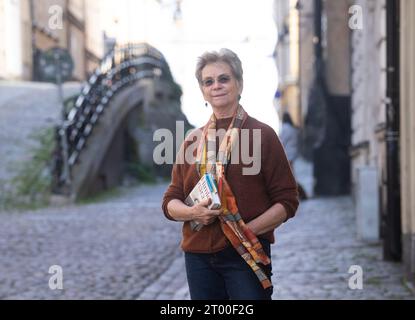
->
xmin=54 ymin=43 xmax=173 ymax=189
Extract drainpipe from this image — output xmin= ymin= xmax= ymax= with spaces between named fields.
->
xmin=384 ymin=0 xmax=401 ymax=261
xmin=314 ymin=0 xmax=322 ymax=67
xmin=29 ymin=0 xmax=37 ymax=80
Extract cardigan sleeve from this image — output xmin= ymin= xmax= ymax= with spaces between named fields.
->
xmin=161 ymin=142 xmax=186 ymax=221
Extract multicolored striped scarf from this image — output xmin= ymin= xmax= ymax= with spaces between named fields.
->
xmin=195 ymin=104 xmax=272 ymax=290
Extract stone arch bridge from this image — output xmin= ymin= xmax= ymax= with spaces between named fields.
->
xmin=52 ymin=43 xmax=192 ymax=201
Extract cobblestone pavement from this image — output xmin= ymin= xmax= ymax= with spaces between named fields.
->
xmin=138 ymin=159 xmax=415 ymax=300
xmin=0 ymin=183 xmax=183 ymax=299
xmin=1 ymin=85 xmax=413 ymax=300
xmin=1 ymin=159 xmax=414 ymax=300
xmin=271 ymin=196 xmax=414 ymax=300
xmin=138 ymin=195 xmax=415 ymax=300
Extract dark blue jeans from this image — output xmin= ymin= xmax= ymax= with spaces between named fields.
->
xmin=184 ymin=238 xmax=273 ymax=300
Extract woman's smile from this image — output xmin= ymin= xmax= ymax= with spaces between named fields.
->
xmin=212 ymin=93 xmax=227 ymax=98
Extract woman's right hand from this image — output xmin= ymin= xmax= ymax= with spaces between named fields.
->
xmin=190 ymin=198 xmax=222 ymax=226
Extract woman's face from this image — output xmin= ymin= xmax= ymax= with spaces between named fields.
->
xmin=200 ymin=62 xmax=241 ymax=110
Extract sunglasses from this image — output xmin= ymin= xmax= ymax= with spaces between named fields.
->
xmin=201 ymin=74 xmax=232 ymax=87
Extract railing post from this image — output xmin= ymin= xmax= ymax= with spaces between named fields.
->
xmin=54 ymin=51 xmax=71 ymax=190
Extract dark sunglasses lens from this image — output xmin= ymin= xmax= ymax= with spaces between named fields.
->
xmin=218 ymin=76 xmax=230 ymax=83
xmin=203 ymin=80 xmax=213 ymax=86
xmin=202 ymin=75 xmax=231 ymax=86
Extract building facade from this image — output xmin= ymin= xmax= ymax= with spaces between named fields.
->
xmin=0 ymin=0 xmax=31 ymax=79
xmin=273 ymin=0 xmax=300 ymax=126
xmin=0 ymin=0 xmax=105 ymax=81
xmin=294 ymin=0 xmax=352 ymax=195
xmin=400 ymin=0 xmax=415 ymax=287
xmin=274 ymin=1 xmax=352 ymax=193
xmin=350 ymin=0 xmax=387 ymax=243
xmin=295 ymin=0 xmax=415 ymax=287
xmin=84 ymin=0 xmax=104 ymax=74
xmin=297 ymin=0 xmax=314 ymax=134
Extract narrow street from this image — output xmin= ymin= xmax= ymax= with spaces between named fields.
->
xmin=0 ymin=183 xmax=182 ymax=299
xmin=138 ymin=159 xmax=415 ymax=300
xmin=1 ymin=0 xmax=415 ymax=302
xmin=1 ymin=157 xmax=412 ymax=299
xmin=271 ymin=195 xmax=413 ymax=299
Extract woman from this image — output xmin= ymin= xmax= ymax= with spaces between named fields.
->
xmin=280 ymin=112 xmax=299 ymax=166
xmin=280 ymin=112 xmax=308 ymax=200
xmin=162 ymin=48 xmax=299 ymax=300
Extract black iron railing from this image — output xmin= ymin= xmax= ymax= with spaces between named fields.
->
xmin=53 ymin=43 xmax=173 ymax=191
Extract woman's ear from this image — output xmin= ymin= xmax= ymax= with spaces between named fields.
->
xmin=238 ymin=81 xmax=243 ymax=95
xmin=200 ymin=87 xmax=210 ymax=105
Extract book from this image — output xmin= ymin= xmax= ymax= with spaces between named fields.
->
xmin=184 ymin=173 xmax=221 ymax=231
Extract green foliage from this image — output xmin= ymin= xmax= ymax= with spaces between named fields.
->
xmin=126 ymin=162 xmax=157 ymax=184
xmin=64 ymin=95 xmax=78 ymax=116
xmin=77 ymin=187 xmax=122 ymax=205
xmin=0 ymin=127 xmax=56 ymax=211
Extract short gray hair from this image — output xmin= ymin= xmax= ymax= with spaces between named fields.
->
xmin=195 ymin=48 xmax=243 ymax=86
